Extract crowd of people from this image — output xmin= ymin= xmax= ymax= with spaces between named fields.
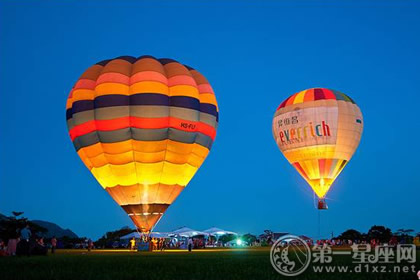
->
xmin=259 ymin=233 xmax=420 ymax=249
xmin=0 ymin=224 xmax=54 ymax=256
xmin=305 ymin=237 xmax=416 ymax=248
xmin=2 ymin=225 xmax=418 ymax=255
xmin=129 ymin=236 xmax=168 ymax=251
xmin=128 ymin=236 xmax=208 ymax=251
xmin=167 ymin=237 xmax=206 ymax=249
xmin=0 ymin=225 xmax=97 ymax=257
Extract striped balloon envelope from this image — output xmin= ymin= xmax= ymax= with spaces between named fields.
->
xmin=66 ymin=56 xmax=218 ymax=232
xmin=272 ymin=88 xmax=363 ymax=208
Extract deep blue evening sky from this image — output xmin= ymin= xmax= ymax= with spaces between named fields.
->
xmin=1 ymin=1 xmax=419 ymax=239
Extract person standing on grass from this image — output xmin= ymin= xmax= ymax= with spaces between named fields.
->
xmin=148 ymin=237 xmax=153 ymax=252
xmin=0 ymin=239 xmax=6 ymax=256
xmin=152 ymin=238 xmax=157 ymax=251
xmin=161 ymin=238 xmax=166 ymax=251
xmin=188 ymin=238 xmax=193 ymax=252
xmin=20 ymin=225 xmax=31 ymax=241
xmin=38 ymin=237 xmax=45 ymax=247
xmin=87 ymin=238 xmax=93 ymax=251
xmin=159 ymin=238 xmax=163 ymax=250
xmin=6 ymin=238 xmax=18 ymax=256
xmin=51 ymin=236 xmax=57 ymax=254
xmin=20 ymin=224 xmax=31 ymax=255
xmin=130 ymin=237 xmax=136 ymax=251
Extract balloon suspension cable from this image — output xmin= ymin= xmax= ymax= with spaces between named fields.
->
xmin=153 ymin=214 xmax=164 ymax=233
xmin=313 ymin=192 xmax=317 ymax=209
xmin=135 ymin=226 xmax=143 ymax=240
xmin=318 ymin=210 xmax=321 ymax=240
xmin=134 ymin=225 xmax=150 ymax=241
xmin=313 ymin=191 xmax=321 ymax=240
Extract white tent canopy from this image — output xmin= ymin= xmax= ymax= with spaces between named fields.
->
xmin=170 ymin=227 xmax=209 ymax=237
xmin=120 ymin=227 xmax=237 ymax=240
xmin=120 ymin=232 xmax=168 ymax=240
xmin=203 ymin=227 xmax=238 ymax=236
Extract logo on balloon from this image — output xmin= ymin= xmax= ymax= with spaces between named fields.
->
xmin=273 ymin=106 xmax=338 ymax=149
xmin=270 ymin=235 xmax=311 ymax=276
xmin=180 ymin=122 xmax=196 ymax=130
xmin=277 ymin=119 xmax=331 ymax=144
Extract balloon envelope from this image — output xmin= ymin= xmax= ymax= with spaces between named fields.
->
xmin=66 ymin=56 xmax=218 ymax=232
xmin=272 ymin=88 xmax=363 ymax=199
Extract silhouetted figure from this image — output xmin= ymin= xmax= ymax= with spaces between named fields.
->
xmin=0 ymin=239 xmax=6 ymax=256
xmin=19 ymin=224 xmax=31 ymax=256
xmin=31 ymin=237 xmax=47 ymax=255
xmin=188 ymin=238 xmax=193 ymax=252
xmin=51 ymin=236 xmax=57 ymax=254
xmin=87 ymin=239 xmax=93 ymax=251
xmin=160 ymin=239 xmax=166 ymax=251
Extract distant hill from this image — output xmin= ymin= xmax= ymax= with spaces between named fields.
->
xmin=31 ymin=220 xmax=78 ymax=238
xmin=0 ymin=213 xmax=78 ymax=239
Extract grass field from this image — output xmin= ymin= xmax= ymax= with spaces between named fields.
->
xmin=0 ymin=248 xmax=418 ymax=280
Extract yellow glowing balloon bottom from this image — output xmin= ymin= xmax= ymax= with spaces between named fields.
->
xmin=76 ymin=139 xmax=210 ymax=231
xmin=306 ymin=178 xmax=335 ymax=199
xmin=284 ymin=145 xmax=349 ymax=199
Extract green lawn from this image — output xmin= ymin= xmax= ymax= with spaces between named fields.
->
xmin=0 ymin=248 xmax=418 ymax=280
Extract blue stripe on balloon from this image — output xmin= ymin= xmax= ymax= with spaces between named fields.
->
xmin=67 ymin=93 xmax=218 ymax=120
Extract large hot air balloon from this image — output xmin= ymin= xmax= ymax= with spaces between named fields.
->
xmin=66 ymin=55 xmax=218 ymax=232
xmin=272 ymin=88 xmax=363 ymax=209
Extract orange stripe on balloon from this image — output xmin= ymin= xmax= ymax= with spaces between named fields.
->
xmin=324 ymin=159 xmax=333 ymax=178
xmin=303 ymin=89 xmax=315 ymax=102
xmin=69 ymin=117 xmax=216 ymax=141
xmin=285 ymin=93 xmax=297 ymax=106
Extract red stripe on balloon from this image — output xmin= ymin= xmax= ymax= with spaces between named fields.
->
xmin=276 ymin=97 xmax=290 ymax=110
xmin=318 ymin=159 xmax=326 ymax=177
xmin=198 ymin=84 xmax=214 ymax=94
xmin=130 ymin=71 xmax=168 ymax=85
xmin=74 ymin=79 xmax=96 ymax=90
xmin=322 ymin=89 xmax=336 ymax=100
xmin=293 ymin=162 xmax=309 ymax=181
xmin=69 ymin=117 xmax=216 ymax=141
xmin=96 ymin=72 xmax=130 ymax=85
xmin=314 ymin=88 xmax=325 ymax=100
xmin=168 ymin=75 xmax=197 ymax=87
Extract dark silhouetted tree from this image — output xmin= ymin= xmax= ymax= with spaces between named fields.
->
xmin=367 ymin=225 xmax=392 ymax=243
xmin=394 ymin=228 xmax=415 ymax=243
xmin=337 ymin=229 xmax=363 ymax=241
xmin=219 ymin=234 xmax=236 ymax=245
xmin=95 ymin=226 xmax=135 ymax=248
xmin=242 ymin=233 xmax=257 ymax=245
xmin=0 ymin=212 xmax=47 ymax=242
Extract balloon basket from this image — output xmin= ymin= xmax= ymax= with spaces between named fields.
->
xmin=317 ymin=198 xmax=328 ymax=210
